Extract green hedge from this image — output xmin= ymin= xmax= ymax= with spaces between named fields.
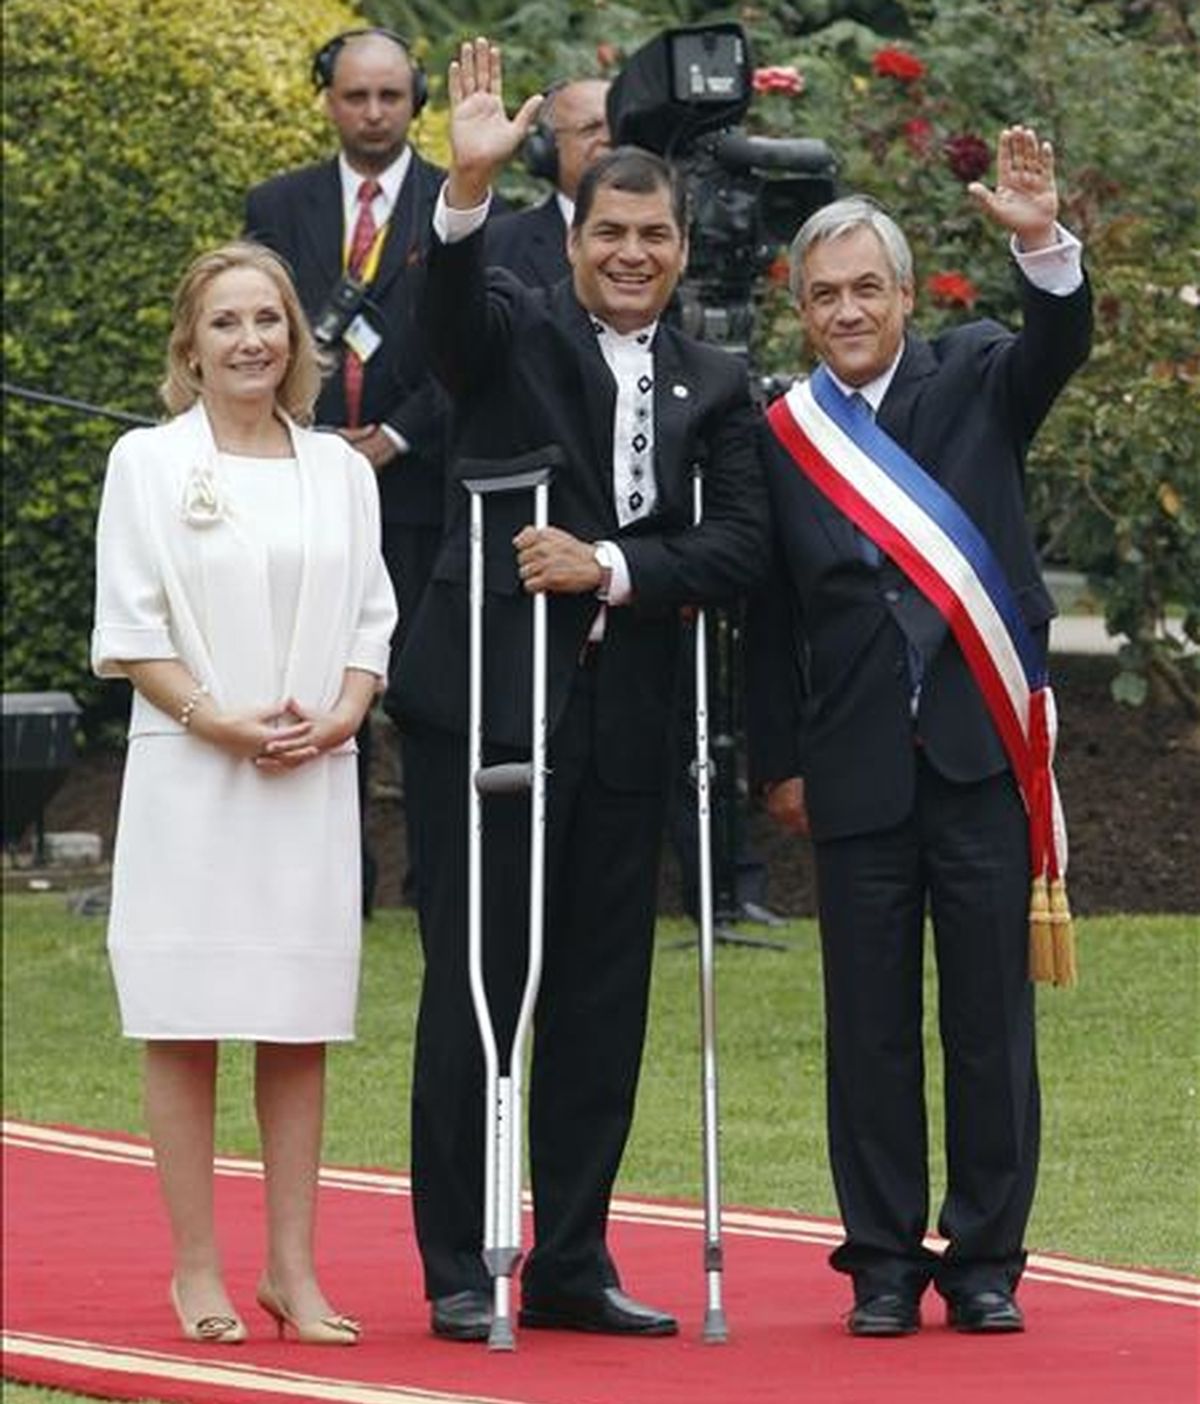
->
xmin=6 ymin=0 xmax=1198 ymax=724
xmin=2 ymin=0 xmax=358 ymax=720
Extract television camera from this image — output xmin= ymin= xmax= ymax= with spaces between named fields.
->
xmin=606 ymin=22 xmax=838 ymax=356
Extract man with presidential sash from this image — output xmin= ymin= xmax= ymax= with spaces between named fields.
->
xmin=745 ymin=127 xmax=1091 ymax=1337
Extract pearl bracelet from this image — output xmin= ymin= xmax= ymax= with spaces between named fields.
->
xmin=178 ymin=682 xmax=209 ymax=729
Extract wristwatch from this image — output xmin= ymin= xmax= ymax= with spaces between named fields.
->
xmin=592 ymin=542 xmax=615 ymax=602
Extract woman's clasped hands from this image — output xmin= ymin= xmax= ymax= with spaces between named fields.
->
xmin=207 ymin=700 xmax=360 ymax=773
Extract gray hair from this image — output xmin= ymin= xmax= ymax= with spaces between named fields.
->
xmin=788 ymin=196 xmax=914 ymax=302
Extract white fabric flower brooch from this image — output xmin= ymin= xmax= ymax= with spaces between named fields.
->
xmin=180 ymin=465 xmax=230 ymax=527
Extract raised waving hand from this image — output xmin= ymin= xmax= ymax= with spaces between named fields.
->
xmin=967 ymin=125 xmax=1060 ymax=251
xmin=446 ymin=37 xmax=543 ymax=209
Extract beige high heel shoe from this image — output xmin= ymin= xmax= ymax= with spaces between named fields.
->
xmin=255 ymin=1276 xmax=361 ymax=1345
xmin=169 ymin=1278 xmax=247 ymax=1344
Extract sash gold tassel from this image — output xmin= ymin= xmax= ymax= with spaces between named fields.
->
xmin=1028 ymin=874 xmax=1056 ymax=983
xmin=1029 ymin=874 xmax=1078 ymax=987
xmin=1049 ymin=877 xmax=1078 ymax=987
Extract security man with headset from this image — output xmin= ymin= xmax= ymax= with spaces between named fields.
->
xmin=245 ymin=28 xmax=451 ymax=913
xmin=485 ymin=77 xmax=611 ymax=287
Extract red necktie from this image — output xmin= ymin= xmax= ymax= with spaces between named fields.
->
xmin=343 ymin=179 xmax=381 ymax=428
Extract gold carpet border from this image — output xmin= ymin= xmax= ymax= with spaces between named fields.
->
xmin=1 ymin=1330 xmax=518 ymax=1404
xmin=6 ymin=1120 xmax=1196 ymax=1308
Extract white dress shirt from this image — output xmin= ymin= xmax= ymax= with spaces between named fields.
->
xmin=433 ymin=184 xmax=639 ymax=607
xmin=340 ymin=149 xmax=414 ymax=451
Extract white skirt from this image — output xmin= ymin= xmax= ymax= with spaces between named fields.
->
xmin=107 ymin=734 xmax=361 ymax=1041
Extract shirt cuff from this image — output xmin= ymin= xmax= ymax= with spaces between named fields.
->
xmin=433 ymin=183 xmax=491 ymax=244
xmin=91 ymin=625 xmax=177 ymax=679
xmin=1012 ymin=223 xmax=1084 ymax=296
xmin=378 ymin=423 xmax=409 ymax=454
xmin=598 ymin=540 xmax=633 ymax=606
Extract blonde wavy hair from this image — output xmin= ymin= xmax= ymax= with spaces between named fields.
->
xmin=160 ymin=241 xmax=323 ymax=423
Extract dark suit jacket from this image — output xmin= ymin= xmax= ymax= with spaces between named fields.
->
xmin=244 ymin=152 xmax=449 ymax=528
xmin=746 ymin=273 xmax=1092 ymax=841
xmin=390 ymin=227 xmax=769 ymax=792
xmin=485 ymin=195 xmax=570 ymax=289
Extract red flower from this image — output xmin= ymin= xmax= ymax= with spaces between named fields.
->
xmin=943 ymin=133 xmax=991 ymax=183
xmin=871 ymin=47 xmax=926 ymax=83
xmin=926 ymin=272 xmax=978 ymax=309
xmin=752 ymin=65 xmax=805 ymax=97
xmin=766 ymin=253 xmax=791 ymax=288
xmin=1098 ymin=293 xmax=1122 ymax=325
xmin=903 ymin=117 xmax=934 ymax=155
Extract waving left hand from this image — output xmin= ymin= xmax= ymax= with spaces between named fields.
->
xmin=967 ymin=125 xmax=1059 ymax=250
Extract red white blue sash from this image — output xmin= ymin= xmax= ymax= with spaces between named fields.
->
xmin=768 ymin=367 xmax=1075 ymax=984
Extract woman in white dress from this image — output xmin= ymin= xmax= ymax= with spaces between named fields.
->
xmin=92 ymin=242 xmax=397 ymax=1345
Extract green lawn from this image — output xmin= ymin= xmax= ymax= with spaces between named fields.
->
xmin=3 ymin=895 xmax=1198 ymax=1404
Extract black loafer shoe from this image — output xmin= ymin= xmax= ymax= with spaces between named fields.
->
xmin=519 ymin=1286 xmax=678 ymax=1336
xmin=847 ymin=1293 xmax=921 ymax=1337
xmin=431 ymin=1289 xmax=492 ymax=1341
xmin=946 ymin=1289 xmax=1024 ymax=1333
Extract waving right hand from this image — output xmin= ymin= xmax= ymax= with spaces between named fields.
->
xmin=446 ymin=37 xmax=543 ymax=206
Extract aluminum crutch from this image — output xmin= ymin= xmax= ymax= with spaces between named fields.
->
xmin=691 ymin=465 xmax=729 ymax=1343
xmin=464 ymin=462 xmax=552 ymax=1352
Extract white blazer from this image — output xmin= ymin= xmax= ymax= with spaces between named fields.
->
xmin=92 ymin=401 xmax=398 ymax=739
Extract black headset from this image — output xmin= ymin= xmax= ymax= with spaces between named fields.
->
xmin=311 ymin=28 xmax=428 ymax=117
xmin=521 ymin=82 xmax=566 ymax=184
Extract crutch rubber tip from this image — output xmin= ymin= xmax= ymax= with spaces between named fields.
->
xmin=702 ymin=1307 xmax=729 ymax=1343
xmin=488 ymin=1318 xmax=517 ymax=1352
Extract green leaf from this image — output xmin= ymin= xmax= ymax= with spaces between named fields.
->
xmin=1111 ymin=670 xmax=1149 ymax=707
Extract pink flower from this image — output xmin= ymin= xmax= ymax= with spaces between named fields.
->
xmin=903 ymin=117 xmax=934 ymax=155
xmin=752 ymin=65 xmax=805 ymax=97
xmin=944 ymin=133 xmax=991 ymax=183
xmin=926 ymin=272 xmax=978 ymax=309
xmin=596 ymin=43 xmax=620 ymax=70
xmin=871 ymin=48 xmax=926 ymax=83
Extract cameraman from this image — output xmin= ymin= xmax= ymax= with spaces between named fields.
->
xmin=487 ymin=77 xmax=612 ymax=287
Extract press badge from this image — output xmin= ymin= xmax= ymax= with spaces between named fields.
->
xmin=344 ymin=313 xmax=382 ymax=363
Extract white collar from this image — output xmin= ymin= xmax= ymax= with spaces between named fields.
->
xmin=338 ymin=147 xmax=412 ymax=209
xmin=590 ymin=316 xmax=657 ymax=349
xmin=824 ymin=339 xmax=906 ymax=414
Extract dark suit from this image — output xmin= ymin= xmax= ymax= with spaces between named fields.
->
xmin=246 ymin=152 xmax=450 ymax=908
xmin=746 ymin=271 xmax=1092 ymax=1304
xmin=390 ymin=226 xmax=767 ymax=1301
xmin=488 ymin=195 xmax=770 ymax=922
xmin=485 ymin=194 xmax=571 ymax=289
xmin=245 ymin=152 xmax=450 ymax=609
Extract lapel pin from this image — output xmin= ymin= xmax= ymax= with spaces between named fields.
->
xmin=672 ymin=383 xmax=689 ymax=399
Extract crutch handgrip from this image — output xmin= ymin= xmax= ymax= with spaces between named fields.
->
xmin=474 ymin=762 xmax=534 ymax=796
xmin=461 ymin=460 xmax=557 ymax=499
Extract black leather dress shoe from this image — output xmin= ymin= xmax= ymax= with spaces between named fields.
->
xmin=519 ymin=1286 xmax=678 ymax=1336
xmin=946 ymin=1289 xmax=1025 ymax=1333
xmin=430 ymin=1289 xmax=492 ymax=1341
xmin=846 ymin=1293 xmax=921 ymax=1337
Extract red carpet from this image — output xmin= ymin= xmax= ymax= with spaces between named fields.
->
xmin=3 ymin=1121 xmax=1197 ymax=1404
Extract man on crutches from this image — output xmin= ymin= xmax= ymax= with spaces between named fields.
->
xmin=390 ymin=37 xmax=768 ymax=1345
